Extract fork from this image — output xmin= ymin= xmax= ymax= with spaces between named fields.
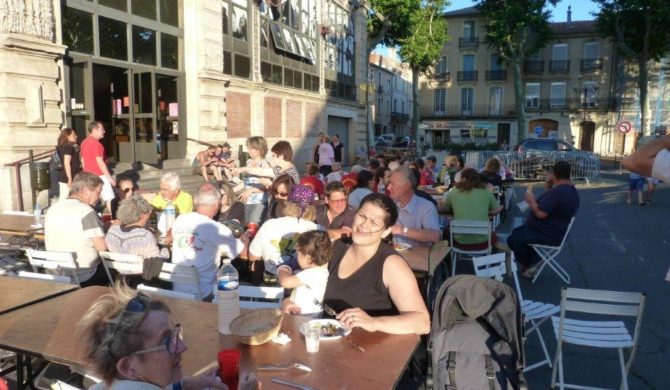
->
xmin=258 ymin=362 xmax=312 ymax=373
xmin=322 ymin=303 xmax=338 ymax=317
xmin=322 ymin=304 xmax=366 ymax=353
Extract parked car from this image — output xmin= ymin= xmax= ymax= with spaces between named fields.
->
xmin=393 ymin=136 xmax=411 ymax=147
xmin=512 ymin=138 xmax=599 ymax=179
xmin=514 ymin=138 xmax=576 ymax=152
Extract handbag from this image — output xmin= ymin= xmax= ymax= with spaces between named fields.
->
xmin=50 ymin=147 xmax=64 ymax=171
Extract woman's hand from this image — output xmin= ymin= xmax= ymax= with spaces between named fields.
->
xmin=182 ymin=368 xmax=227 ymax=390
xmin=281 ymin=298 xmax=301 ymax=315
xmin=238 ymin=188 xmax=259 ymax=202
xmin=337 ymin=308 xmax=377 ymax=332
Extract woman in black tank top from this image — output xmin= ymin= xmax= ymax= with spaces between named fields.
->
xmin=283 ymin=193 xmax=430 ymax=335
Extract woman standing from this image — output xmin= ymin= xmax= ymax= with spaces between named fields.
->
xmin=56 ymin=128 xmax=82 ymax=200
xmin=238 ymin=136 xmax=271 ymax=224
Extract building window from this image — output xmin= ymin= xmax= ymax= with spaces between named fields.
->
xmin=490 ymin=53 xmax=501 ymax=71
xmin=583 ymin=82 xmax=599 ymax=107
xmin=393 ymin=99 xmax=397 ymax=112
xmin=584 ymin=42 xmax=599 ymax=59
xmin=436 ymin=56 xmax=448 ymax=76
xmin=463 ymin=21 xmax=475 ymax=39
xmin=550 ymin=43 xmax=569 ymax=73
xmin=489 ymin=87 xmax=502 ymax=116
xmin=461 ymin=88 xmax=474 ymax=116
xmin=99 ymin=16 xmax=127 ymax=61
xmin=132 ymin=26 xmax=156 ymax=65
xmin=525 ymin=83 xmax=540 ymax=108
xmin=550 ymin=82 xmax=566 ymax=108
xmin=462 ymin=55 xmax=475 ymax=71
xmin=434 ymin=89 xmax=446 ymax=113
xmin=401 ymin=101 xmax=405 ymax=113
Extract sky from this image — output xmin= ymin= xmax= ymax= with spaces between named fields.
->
xmin=374 ymin=0 xmax=601 ymax=58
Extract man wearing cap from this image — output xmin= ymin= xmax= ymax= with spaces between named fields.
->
xmin=248 ymin=185 xmax=318 ymax=274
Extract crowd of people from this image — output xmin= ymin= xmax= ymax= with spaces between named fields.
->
xmin=43 ymin=123 xmax=583 ymax=389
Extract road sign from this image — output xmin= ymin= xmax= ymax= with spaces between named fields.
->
xmin=617 ymin=121 xmax=632 ymax=134
xmin=534 ymin=126 xmax=543 ymax=135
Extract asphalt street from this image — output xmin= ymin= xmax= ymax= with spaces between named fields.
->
xmin=500 ymin=171 xmax=670 ymax=389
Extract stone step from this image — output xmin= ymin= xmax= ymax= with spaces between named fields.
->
xmin=110 ymin=159 xmax=204 ymax=194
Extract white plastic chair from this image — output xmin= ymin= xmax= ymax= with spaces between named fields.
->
xmin=529 ymin=217 xmax=575 ymax=284
xmin=99 ymin=251 xmax=144 ymax=286
xmin=25 ymin=249 xmax=80 ymax=287
xmin=17 ymin=271 xmax=72 ymax=285
xmin=473 ymin=253 xmax=560 ymax=372
xmin=137 ymin=284 xmax=197 ymax=301
xmin=238 ymin=285 xmax=284 ymax=309
xmin=551 ymin=287 xmax=645 ymax=390
xmin=449 ymin=220 xmax=492 ymax=275
xmin=157 ymin=263 xmax=202 ymax=300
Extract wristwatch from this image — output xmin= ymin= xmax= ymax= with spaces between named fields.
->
xmin=402 ymin=226 xmax=408 ymax=235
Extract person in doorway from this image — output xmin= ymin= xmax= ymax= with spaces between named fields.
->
xmin=56 ymin=127 xmax=82 ymax=201
xmin=81 ymin=121 xmax=116 ymax=213
xmin=331 ymin=134 xmax=344 ymax=164
xmin=318 ymin=136 xmax=335 ymax=177
xmin=312 ymin=132 xmax=325 ymax=164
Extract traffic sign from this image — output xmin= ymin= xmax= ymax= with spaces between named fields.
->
xmin=617 ymin=121 xmax=632 ymax=134
xmin=534 ymin=126 xmax=543 ymax=135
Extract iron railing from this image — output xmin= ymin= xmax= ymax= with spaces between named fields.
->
xmin=485 ymin=70 xmax=507 ymax=81
xmin=458 ymin=36 xmax=479 ymax=49
xmin=549 ymin=60 xmax=570 ymax=74
xmin=580 ymin=58 xmax=603 ymax=72
xmin=524 ymin=98 xmax=616 ymax=112
xmin=420 ymin=104 xmax=516 ymax=118
xmin=457 ymin=71 xmax=479 ymax=82
xmin=524 ymin=60 xmax=544 ymax=74
xmin=4 ymin=149 xmax=54 ymax=211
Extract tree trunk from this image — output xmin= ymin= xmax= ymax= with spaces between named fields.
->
xmin=511 ymin=59 xmax=526 ymax=144
xmin=412 ymin=67 xmax=420 ymax=150
xmin=638 ymin=57 xmax=650 ymax=135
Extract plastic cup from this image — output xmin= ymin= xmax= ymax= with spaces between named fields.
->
xmin=305 ymin=325 xmax=320 ymax=353
xmin=217 ymin=349 xmax=240 ymax=389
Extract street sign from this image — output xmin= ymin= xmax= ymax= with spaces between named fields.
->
xmin=534 ymin=126 xmax=543 ymax=135
xmin=617 ymin=121 xmax=632 ymax=134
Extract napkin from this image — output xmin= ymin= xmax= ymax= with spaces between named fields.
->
xmin=156 ymin=212 xmax=167 ymax=236
xmin=272 ymin=332 xmax=291 ymax=345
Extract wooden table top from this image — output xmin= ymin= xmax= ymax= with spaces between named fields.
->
xmin=0 ymin=276 xmax=78 ymax=315
xmin=398 ymin=243 xmax=450 ymax=273
xmin=0 ymin=214 xmax=41 ymax=236
xmin=0 ymin=286 xmax=420 ymax=389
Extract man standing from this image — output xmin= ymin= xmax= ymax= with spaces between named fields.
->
xmin=331 ymin=134 xmax=344 ymax=164
xmin=386 ymin=167 xmax=441 ymax=245
xmin=171 ymin=183 xmax=246 ymax=299
xmin=45 ymin=172 xmax=108 ymax=286
xmin=147 ymin=172 xmax=193 ymax=215
xmin=81 ymin=121 xmax=116 ymax=213
xmin=507 ymin=161 xmax=579 ymax=277
xmin=318 ymin=135 xmax=335 ymax=177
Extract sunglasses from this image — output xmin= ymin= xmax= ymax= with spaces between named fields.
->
xmin=132 ymin=324 xmax=183 ymax=356
xmin=275 ymin=192 xmax=288 ymax=197
xmin=121 ymin=187 xmax=136 ymax=193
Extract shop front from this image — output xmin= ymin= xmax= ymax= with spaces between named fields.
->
xmin=420 ymin=120 xmax=513 ymax=147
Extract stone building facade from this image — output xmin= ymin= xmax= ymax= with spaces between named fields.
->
xmin=0 ymin=0 xmax=368 ymax=211
xmin=369 ymin=52 xmax=413 ymax=139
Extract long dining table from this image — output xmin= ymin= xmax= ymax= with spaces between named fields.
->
xmin=0 ymin=286 xmax=421 ymax=389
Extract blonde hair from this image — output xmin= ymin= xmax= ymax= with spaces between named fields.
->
xmin=279 ymin=201 xmax=316 ymax=222
xmin=77 ymin=284 xmax=171 ymax=384
xmin=246 ymin=136 xmax=268 ymax=157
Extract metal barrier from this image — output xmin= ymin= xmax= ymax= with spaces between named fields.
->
xmin=463 ymin=151 xmax=601 ymax=183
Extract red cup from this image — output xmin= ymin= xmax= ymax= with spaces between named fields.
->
xmin=101 ymin=214 xmax=112 ymax=224
xmin=217 ymin=349 xmax=240 ymax=389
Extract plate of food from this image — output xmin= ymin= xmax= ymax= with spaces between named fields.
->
xmin=299 ymin=319 xmax=350 ymax=340
xmin=393 ymin=242 xmax=412 ymax=251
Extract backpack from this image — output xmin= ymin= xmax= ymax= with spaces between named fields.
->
xmin=49 ymin=147 xmax=64 ymax=171
xmin=430 ymin=275 xmax=526 ymax=390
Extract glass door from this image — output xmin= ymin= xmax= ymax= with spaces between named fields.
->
xmin=156 ymin=73 xmax=181 ymax=160
xmin=131 ymin=68 xmax=159 ymax=164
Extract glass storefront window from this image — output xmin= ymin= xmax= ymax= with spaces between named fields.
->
xmin=160 ymin=0 xmax=179 ymax=27
xmin=132 ymin=0 xmax=157 ymax=20
xmin=99 ymin=0 xmax=126 ymax=12
xmin=133 ymin=26 xmax=157 ymax=65
xmin=161 ymin=33 xmax=178 ymax=69
xmin=99 ymin=16 xmax=127 ymax=60
xmin=62 ymin=7 xmax=93 ymax=54
xmin=133 ymin=72 xmax=153 ymax=114
xmin=135 ymin=118 xmax=154 ymax=143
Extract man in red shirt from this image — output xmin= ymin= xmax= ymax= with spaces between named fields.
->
xmin=81 ymin=121 xmax=116 ymax=212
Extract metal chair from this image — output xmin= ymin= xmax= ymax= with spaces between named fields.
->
xmin=156 ymin=262 xmax=202 ymax=300
xmin=449 ymin=220 xmax=492 ymax=275
xmin=99 ymin=251 xmax=144 ymax=286
xmin=238 ymin=285 xmax=284 ymax=309
xmin=551 ymin=287 xmax=645 ymax=390
xmin=473 ymin=252 xmax=560 ymax=372
xmin=25 ymin=249 xmax=80 ymax=287
xmin=529 ymin=217 xmax=575 ymax=284
xmin=17 ymin=271 xmax=72 ymax=285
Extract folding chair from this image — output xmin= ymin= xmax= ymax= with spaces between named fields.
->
xmin=25 ymin=249 xmax=80 ymax=287
xmin=99 ymin=251 xmax=144 ymax=286
xmin=551 ymin=287 xmax=645 ymax=390
xmin=449 ymin=220 xmax=492 ymax=275
xmin=424 ymin=240 xmax=451 ymax=310
xmin=238 ymin=285 xmax=284 ymax=309
xmin=529 ymin=217 xmax=575 ymax=284
xmin=156 ymin=262 xmax=202 ymax=300
xmin=473 ymin=253 xmax=560 ymax=372
xmin=137 ymin=284 xmax=197 ymax=300
xmin=17 ymin=271 xmax=72 ymax=285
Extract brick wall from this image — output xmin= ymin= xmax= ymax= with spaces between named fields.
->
xmin=264 ymin=97 xmax=282 ymax=137
xmin=305 ymin=102 xmax=321 ymax=137
xmin=286 ymin=100 xmax=302 ymax=137
xmin=226 ymin=92 xmax=251 ymax=138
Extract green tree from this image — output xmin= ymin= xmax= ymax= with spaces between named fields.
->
xmin=476 ymin=0 xmax=558 ymax=143
xmin=398 ymin=0 xmax=450 ymax=148
xmin=594 ymin=0 xmax=670 ymax=137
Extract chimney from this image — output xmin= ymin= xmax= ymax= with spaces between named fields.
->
xmin=567 ymin=5 xmax=572 ymax=23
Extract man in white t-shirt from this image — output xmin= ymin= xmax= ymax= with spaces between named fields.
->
xmin=171 ymin=183 xmax=246 ymax=299
xmin=325 ymin=162 xmax=344 ymax=183
xmin=318 ymin=137 xmax=335 ymax=177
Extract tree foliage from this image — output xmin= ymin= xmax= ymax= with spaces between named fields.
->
xmin=398 ymin=0 xmax=450 ymax=74
xmin=367 ymin=0 xmax=420 ymax=53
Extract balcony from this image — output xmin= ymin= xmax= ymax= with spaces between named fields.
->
xmin=525 ymin=98 xmax=615 ymax=112
xmin=433 ymin=71 xmax=451 ymax=82
xmin=420 ymin=104 xmax=516 ymax=118
xmin=458 ymin=36 xmax=479 ymax=49
xmin=485 ymin=70 xmax=507 ymax=81
xmin=524 ymin=60 xmax=544 ymax=74
xmin=391 ymin=112 xmax=410 ymax=123
xmin=457 ymin=71 xmax=478 ymax=82
xmin=581 ymin=58 xmax=603 ymax=72
xmin=549 ymin=60 xmax=570 ymax=74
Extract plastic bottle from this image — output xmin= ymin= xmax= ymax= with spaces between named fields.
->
xmin=33 ymin=204 xmax=42 ymax=225
xmin=164 ymin=201 xmax=176 ymax=232
xmin=217 ymin=259 xmax=240 ymax=334
xmin=377 ymin=180 xmax=385 ymax=194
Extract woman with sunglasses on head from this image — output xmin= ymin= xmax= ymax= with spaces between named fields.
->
xmin=282 ymin=193 xmax=430 ymax=335
xmin=111 ymin=176 xmax=138 ymax=220
xmin=79 ymin=285 xmax=258 ymax=390
xmin=263 ymin=174 xmax=293 ymax=222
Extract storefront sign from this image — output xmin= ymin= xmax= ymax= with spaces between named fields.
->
xmin=420 ymin=121 xmax=473 ymax=130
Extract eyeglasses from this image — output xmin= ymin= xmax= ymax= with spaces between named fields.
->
xmin=275 ymin=192 xmax=288 ymax=197
xmin=131 ymin=324 xmax=183 ymax=356
xmin=121 ymin=187 xmax=136 ymax=193
xmin=356 ymin=211 xmax=385 ymax=232
xmin=328 ymin=198 xmax=347 ymax=204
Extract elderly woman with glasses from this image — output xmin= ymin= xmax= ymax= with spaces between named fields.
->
xmin=79 ymin=286 xmax=258 ymax=390
xmin=281 ymin=193 xmax=430 ymax=335
xmin=106 ymin=195 xmax=169 ymax=261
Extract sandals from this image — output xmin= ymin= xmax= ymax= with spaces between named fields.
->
xmin=521 ymin=265 xmax=539 ymax=279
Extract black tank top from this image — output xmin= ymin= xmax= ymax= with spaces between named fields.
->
xmin=323 ymin=239 xmax=399 ymax=317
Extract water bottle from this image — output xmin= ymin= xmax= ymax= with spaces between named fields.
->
xmin=164 ymin=201 xmax=176 ymax=232
xmin=33 ymin=204 xmax=42 ymax=225
xmin=377 ymin=180 xmax=385 ymax=194
xmin=217 ymin=259 xmax=240 ymax=334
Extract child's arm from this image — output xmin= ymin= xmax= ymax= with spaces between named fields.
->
xmin=277 ymin=266 xmax=304 ymax=289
